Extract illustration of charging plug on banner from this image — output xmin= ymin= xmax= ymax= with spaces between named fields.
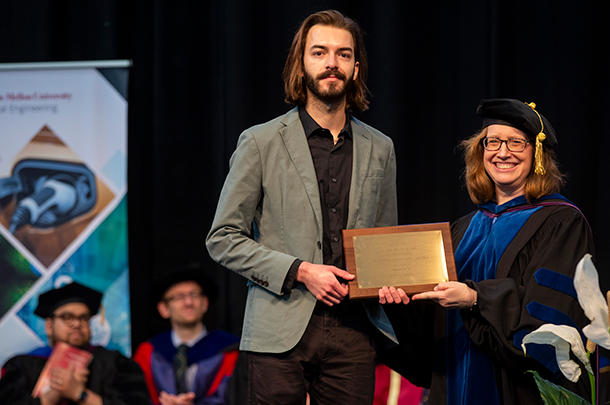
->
xmin=1 ymin=159 xmax=97 ymax=234
xmin=0 ymin=126 xmax=115 ymax=268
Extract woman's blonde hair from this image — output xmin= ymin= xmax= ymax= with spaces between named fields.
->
xmin=460 ymin=127 xmax=565 ymax=204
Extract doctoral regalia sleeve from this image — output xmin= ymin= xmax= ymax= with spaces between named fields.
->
xmin=459 ymin=205 xmax=595 ymax=400
xmin=87 ymin=347 xmax=151 ymax=405
xmin=0 ymin=355 xmax=46 ymax=405
xmin=133 ymin=341 xmax=160 ymax=404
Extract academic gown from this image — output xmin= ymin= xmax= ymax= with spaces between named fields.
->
xmin=133 ymin=330 xmax=240 ymax=405
xmin=382 ymin=194 xmax=595 ymax=405
xmin=0 ymin=346 xmax=150 ymax=405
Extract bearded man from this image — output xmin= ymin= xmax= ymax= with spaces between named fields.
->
xmin=206 ymin=10 xmax=398 ymax=405
xmin=0 ymin=282 xmax=149 ymax=405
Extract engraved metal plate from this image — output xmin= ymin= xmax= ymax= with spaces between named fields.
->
xmin=342 ymin=223 xmax=457 ymax=299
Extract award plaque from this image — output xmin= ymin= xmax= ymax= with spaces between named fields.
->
xmin=342 ymin=222 xmax=457 ymax=299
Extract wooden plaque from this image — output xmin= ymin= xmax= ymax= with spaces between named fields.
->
xmin=342 ymin=222 xmax=457 ymax=299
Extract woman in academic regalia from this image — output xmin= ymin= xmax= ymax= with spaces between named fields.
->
xmin=379 ymin=99 xmax=595 ymax=405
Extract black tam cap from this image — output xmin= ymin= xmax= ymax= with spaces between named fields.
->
xmin=477 ymin=98 xmax=557 ymax=147
xmin=149 ymin=264 xmax=218 ymax=309
xmin=34 ymin=282 xmax=103 ymax=319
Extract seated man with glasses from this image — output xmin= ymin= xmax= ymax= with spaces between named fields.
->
xmin=0 ymin=281 xmax=150 ymax=405
xmin=134 ymin=265 xmax=241 ymax=405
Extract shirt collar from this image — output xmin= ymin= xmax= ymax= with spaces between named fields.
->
xmin=171 ymin=325 xmax=208 ymax=348
xmin=298 ymin=105 xmax=352 ymax=139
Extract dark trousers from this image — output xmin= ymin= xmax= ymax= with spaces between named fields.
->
xmin=246 ymin=304 xmax=377 ymax=405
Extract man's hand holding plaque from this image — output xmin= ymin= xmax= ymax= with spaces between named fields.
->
xmin=378 ymin=286 xmax=410 ymax=304
xmin=296 ymin=262 xmax=354 ymax=306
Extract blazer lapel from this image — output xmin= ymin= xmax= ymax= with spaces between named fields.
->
xmin=279 ymin=109 xmax=323 ymax=232
xmin=347 ymin=118 xmax=372 ymax=229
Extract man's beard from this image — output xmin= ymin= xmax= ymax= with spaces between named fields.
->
xmin=50 ymin=331 xmax=89 ymax=349
xmin=304 ymin=68 xmax=353 ymax=105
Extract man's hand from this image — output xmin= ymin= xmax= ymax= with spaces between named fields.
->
xmin=378 ymin=286 xmax=409 ymax=304
xmin=296 ymin=262 xmax=355 ymax=306
xmin=48 ymin=365 xmax=88 ymax=402
xmin=40 ymin=386 xmax=63 ymax=405
xmin=159 ymin=391 xmax=196 ymax=405
xmin=411 ymin=282 xmax=477 ymax=309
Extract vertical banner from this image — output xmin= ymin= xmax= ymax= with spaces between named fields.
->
xmin=0 ymin=61 xmax=130 ymax=368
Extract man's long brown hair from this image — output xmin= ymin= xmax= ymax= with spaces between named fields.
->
xmin=283 ymin=10 xmax=370 ymax=112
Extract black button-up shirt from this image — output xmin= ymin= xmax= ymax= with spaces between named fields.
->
xmin=300 ymin=106 xmax=353 ymax=269
xmin=281 ymin=107 xmax=353 ymax=293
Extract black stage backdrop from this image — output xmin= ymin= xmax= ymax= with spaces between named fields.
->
xmin=2 ymin=1 xmax=609 ymax=352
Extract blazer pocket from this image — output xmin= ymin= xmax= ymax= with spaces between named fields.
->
xmin=362 ymin=174 xmax=383 ymax=202
xmin=366 ymin=169 xmax=385 ymax=178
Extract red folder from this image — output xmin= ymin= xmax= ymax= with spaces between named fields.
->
xmin=31 ymin=342 xmax=92 ymax=398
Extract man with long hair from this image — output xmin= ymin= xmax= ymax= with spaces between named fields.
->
xmin=207 ymin=10 xmax=398 ymax=405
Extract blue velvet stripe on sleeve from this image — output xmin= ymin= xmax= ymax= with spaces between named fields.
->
xmin=527 ymin=301 xmax=582 ymax=333
xmin=534 ymin=268 xmax=578 ymax=300
xmin=513 ymin=329 xmax=561 ymax=375
xmin=512 ymin=301 xmax=583 ymax=377
xmin=511 ymin=268 xmax=583 ymax=375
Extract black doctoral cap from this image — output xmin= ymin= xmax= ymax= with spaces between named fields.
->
xmin=477 ymin=98 xmax=557 ymax=175
xmin=150 ymin=264 xmax=218 ymax=308
xmin=477 ymin=98 xmax=557 ymax=147
xmin=34 ymin=282 xmax=103 ymax=318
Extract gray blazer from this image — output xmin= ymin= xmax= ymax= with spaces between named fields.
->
xmin=206 ymin=107 xmax=398 ymax=353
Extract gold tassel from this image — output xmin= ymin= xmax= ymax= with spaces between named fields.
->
xmin=526 ymin=102 xmax=546 ymax=176
xmin=534 ymin=133 xmax=546 ymax=176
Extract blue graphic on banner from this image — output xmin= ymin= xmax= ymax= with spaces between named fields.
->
xmin=0 ymin=62 xmax=130 ymax=367
xmin=16 ymin=196 xmax=130 ymax=354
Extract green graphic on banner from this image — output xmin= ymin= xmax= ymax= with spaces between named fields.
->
xmin=0 ymin=237 xmax=39 ymax=318
xmin=0 ymin=61 xmax=130 ymax=366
